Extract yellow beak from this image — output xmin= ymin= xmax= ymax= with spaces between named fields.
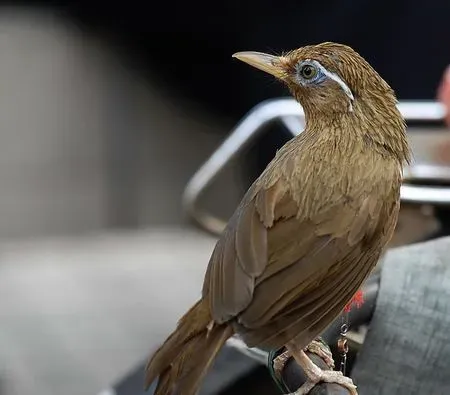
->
xmin=232 ymin=51 xmax=285 ymax=79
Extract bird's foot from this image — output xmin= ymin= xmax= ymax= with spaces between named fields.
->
xmin=273 ymin=337 xmax=334 ymax=376
xmin=305 ymin=337 xmax=335 ymax=369
xmin=286 ymin=347 xmax=357 ymax=395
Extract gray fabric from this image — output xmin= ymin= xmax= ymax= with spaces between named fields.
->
xmin=352 ymin=237 xmax=450 ymax=395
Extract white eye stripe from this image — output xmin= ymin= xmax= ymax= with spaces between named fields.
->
xmin=317 ymin=64 xmax=354 ymax=101
xmin=299 ymin=59 xmax=355 ymax=103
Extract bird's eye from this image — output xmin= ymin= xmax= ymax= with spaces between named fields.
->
xmin=299 ymin=64 xmax=318 ymax=80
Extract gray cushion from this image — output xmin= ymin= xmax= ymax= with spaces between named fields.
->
xmin=352 ymin=237 xmax=450 ymax=395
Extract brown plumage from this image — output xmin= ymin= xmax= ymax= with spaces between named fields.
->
xmin=144 ymin=42 xmax=411 ymax=395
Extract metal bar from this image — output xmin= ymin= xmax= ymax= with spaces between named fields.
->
xmin=183 ymin=98 xmax=448 ymax=236
xmin=182 ymin=99 xmax=303 ymax=235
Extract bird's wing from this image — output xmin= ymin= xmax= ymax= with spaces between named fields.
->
xmin=201 ymin=183 xmax=269 ymax=323
xmin=203 ymin=175 xmax=398 ymax=333
xmin=237 ymin=189 xmax=398 ymax=350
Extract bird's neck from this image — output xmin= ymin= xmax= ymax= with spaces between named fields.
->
xmin=301 ymin=106 xmax=411 ymax=166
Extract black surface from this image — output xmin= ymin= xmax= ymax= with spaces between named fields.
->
xmin=113 ymin=344 xmax=262 ymax=395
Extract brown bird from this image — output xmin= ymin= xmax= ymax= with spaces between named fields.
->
xmin=144 ymin=42 xmax=411 ymax=395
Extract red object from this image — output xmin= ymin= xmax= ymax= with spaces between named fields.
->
xmin=343 ymin=289 xmax=364 ymax=313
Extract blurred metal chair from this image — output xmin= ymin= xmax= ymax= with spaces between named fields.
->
xmin=183 ymin=98 xmax=450 ymax=236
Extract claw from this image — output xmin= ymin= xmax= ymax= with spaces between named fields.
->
xmin=286 ymin=344 xmax=357 ymax=395
xmin=305 ymin=338 xmax=335 ymax=369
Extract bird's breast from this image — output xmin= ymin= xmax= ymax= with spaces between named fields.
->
xmin=279 ymin=147 xmax=401 ymax=221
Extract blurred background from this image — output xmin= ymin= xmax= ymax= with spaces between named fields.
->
xmin=1 ymin=2 xmax=450 ymax=395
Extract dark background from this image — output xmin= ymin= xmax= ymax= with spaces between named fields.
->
xmin=60 ymin=0 xmax=450 ymax=180
xmin=63 ymin=0 xmax=450 ymax=118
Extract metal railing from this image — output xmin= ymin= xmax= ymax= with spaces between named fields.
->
xmin=183 ymin=99 xmax=450 ymax=236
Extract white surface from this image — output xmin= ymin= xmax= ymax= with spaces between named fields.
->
xmin=0 ymin=228 xmax=217 ymax=395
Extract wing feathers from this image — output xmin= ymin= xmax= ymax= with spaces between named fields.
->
xmin=203 ymin=174 xmax=397 ymax=348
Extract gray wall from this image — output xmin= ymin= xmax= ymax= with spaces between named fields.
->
xmin=0 ymin=8 xmax=243 ymax=239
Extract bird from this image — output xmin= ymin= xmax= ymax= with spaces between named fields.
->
xmin=144 ymin=42 xmax=411 ymax=395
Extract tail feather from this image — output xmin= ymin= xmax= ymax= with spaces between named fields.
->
xmin=145 ymin=300 xmax=207 ymax=385
xmin=144 ymin=298 xmax=233 ymax=395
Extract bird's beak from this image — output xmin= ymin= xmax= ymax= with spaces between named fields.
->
xmin=232 ymin=51 xmax=285 ymax=79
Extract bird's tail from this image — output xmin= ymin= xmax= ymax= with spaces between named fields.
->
xmin=144 ymin=298 xmax=233 ymax=395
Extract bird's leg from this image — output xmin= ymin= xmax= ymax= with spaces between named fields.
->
xmin=285 ymin=341 xmax=358 ymax=395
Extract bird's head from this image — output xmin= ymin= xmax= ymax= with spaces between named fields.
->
xmin=233 ymin=42 xmax=411 ymax=164
xmin=233 ymin=42 xmax=396 ymax=117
